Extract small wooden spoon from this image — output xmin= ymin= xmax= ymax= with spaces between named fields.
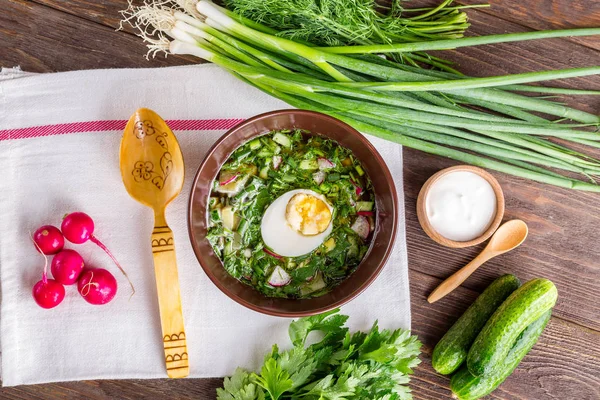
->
xmin=120 ymin=108 xmax=189 ymax=378
xmin=427 ymin=220 xmax=528 ymax=304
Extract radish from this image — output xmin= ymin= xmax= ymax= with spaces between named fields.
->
xmin=31 ymin=237 xmax=65 ymax=309
xmin=350 ymin=179 xmax=363 ymax=196
xmin=272 ymin=155 xmax=282 ymax=170
xmin=78 ymin=268 xmax=117 ymax=305
xmin=268 ymin=266 xmax=291 ymax=287
xmin=51 ymin=249 xmax=84 ymax=285
xmin=357 ymin=211 xmax=374 ymax=216
xmin=61 ymin=212 xmax=135 ymax=297
xmin=33 ymin=225 xmax=64 ymax=255
xmin=33 ymin=278 xmax=65 ymax=309
xmin=263 ymin=248 xmax=282 ymax=259
xmin=313 ymin=171 xmax=326 ymax=185
xmin=219 ymin=170 xmax=239 ymax=186
xmin=351 ymin=215 xmax=370 ymax=240
xmin=317 ymin=157 xmax=335 ymax=170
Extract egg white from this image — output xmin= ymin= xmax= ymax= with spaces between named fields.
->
xmin=261 ymin=189 xmax=334 ymax=257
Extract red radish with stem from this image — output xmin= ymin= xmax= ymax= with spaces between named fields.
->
xmin=51 ymin=249 xmax=84 ymax=285
xmin=31 ymin=236 xmax=65 ymax=309
xmin=33 ymin=225 xmax=64 ymax=255
xmin=33 ymin=279 xmax=65 ymax=309
xmin=77 ymin=268 xmax=117 ymax=305
xmin=61 ymin=212 xmax=135 ymax=297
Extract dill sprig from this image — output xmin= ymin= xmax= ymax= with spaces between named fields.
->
xmin=222 ymin=0 xmax=487 ymax=70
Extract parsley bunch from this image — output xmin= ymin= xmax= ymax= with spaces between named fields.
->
xmin=217 ymin=309 xmax=421 ymax=400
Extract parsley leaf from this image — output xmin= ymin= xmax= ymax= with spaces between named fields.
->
xmin=217 ymin=310 xmax=421 ymax=400
xmin=217 ymin=368 xmax=266 ymax=400
xmin=288 ymin=308 xmax=348 ymax=347
xmin=253 ymin=358 xmax=293 ymax=400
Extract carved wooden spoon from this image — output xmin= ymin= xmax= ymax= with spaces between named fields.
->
xmin=428 ymin=220 xmax=528 ymax=304
xmin=119 ymin=108 xmax=189 ymax=378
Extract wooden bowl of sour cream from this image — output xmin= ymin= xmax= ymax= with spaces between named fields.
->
xmin=417 ymin=165 xmax=504 ymax=248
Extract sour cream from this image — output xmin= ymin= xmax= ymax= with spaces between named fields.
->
xmin=425 ymin=171 xmax=496 ymax=242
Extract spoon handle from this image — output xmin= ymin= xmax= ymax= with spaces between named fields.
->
xmin=427 ymin=252 xmax=493 ymax=304
xmin=151 ymin=224 xmax=189 ymax=378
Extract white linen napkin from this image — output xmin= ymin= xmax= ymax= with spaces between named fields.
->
xmin=0 ymin=64 xmax=410 ymax=386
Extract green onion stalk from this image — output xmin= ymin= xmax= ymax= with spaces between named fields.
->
xmin=122 ymin=0 xmax=600 ymax=192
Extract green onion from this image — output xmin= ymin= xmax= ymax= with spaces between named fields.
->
xmin=336 ymin=67 xmax=600 ymax=92
xmin=122 ymin=0 xmax=600 ymax=192
xmin=319 ymin=28 xmax=600 ymax=54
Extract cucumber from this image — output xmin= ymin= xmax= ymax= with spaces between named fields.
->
xmin=355 ymin=201 xmax=374 ymax=212
xmin=299 ymin=159 xmax=319 ymax=170
xmin=451 ymin=310 xmax=552 ymax=400
xmin=272 ymin=132 xmax=292 ymax=148
xmin=431 ymin=274 xmax=521 ymax=375
xmin=259 ymin=165 xmax=269 ymax=180
xmin=323 ymin=237 xmax=336 ymax=252
xmin=248 ymin=138 xmax=262 ymax=150
xmin=467 ymin=278 xmax=558 ymax=377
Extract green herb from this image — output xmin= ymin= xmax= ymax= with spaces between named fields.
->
xmin=221 ymin=0 xmax=485 ymax=71
xmin=216 ymin=309 xmax=422 ymax=400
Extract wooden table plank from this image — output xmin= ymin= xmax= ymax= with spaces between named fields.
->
xmin=1 ymin=0 xmax=197 ymax=73
xmin=26 ymin=0 xmax=600 ymax=54
xmin=2 ymin=0 xmax=600 ymax=399
xmin=0 ymin=378 xmax=222 ymax=399
xmin=457 ymin=0 xmax=600 ymax=51
xmin=29 ymin=0 xmax=132 ymax=33
xmin=433 ymin=10 xmax=600 ymax=108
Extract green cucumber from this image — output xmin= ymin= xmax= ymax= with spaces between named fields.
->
xmin=432 ymin=274 xmax=521 ymax=375
xmin=299 ymin=159 xmax=319 ymax=170
xmin=355 ymin=201 xmax=374 ymax=212
xmin=451 ymin=310 xmax=552 ymax=400
xmin=272 ymin=132 xmax=292 ymax=148
xmin=467 ymin=278 xmax=558 ymax=377
xmin=259 ymin=165 xmax=269 ymax=179
xmin=248 ymin=138 xmax=262 ymax=150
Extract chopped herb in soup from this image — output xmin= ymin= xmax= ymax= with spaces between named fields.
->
xmin=206 ymin=129 xmax=376 ymax=298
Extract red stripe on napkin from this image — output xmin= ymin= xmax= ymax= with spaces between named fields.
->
xmin=0 ymin=119 xmax=245 ymax=141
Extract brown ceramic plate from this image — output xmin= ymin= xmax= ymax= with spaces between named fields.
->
xmin=188 ymin=110 xmax=398 ymax=317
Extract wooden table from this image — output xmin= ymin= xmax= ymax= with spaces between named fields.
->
xmin=2 ymin=0 xmax=600 ymax=398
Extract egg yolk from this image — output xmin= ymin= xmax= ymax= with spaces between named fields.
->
xmin=286 ymin=193 xmax=332 ymax=236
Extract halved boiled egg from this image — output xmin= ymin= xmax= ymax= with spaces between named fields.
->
xmin=261 ymin=189 xmax=334 ymax=257
xmin=286 ymin=192 xmax=332 ymax=235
